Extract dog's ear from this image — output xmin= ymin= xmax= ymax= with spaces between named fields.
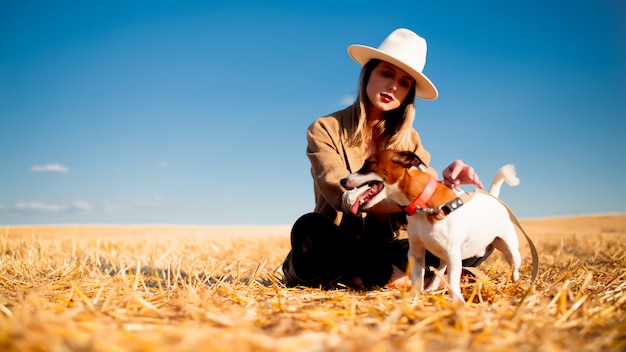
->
xmin=391 ymin=151 xmax=426 ymax=168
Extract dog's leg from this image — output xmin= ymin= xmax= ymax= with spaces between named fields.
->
xmin=492 ymin=233 xmax=521 ymax=282
xmin=446 ymin=248 xmax=466 ymax=302
xmin=425 ymin=262 xmax=446 ymax=291
xmin=408 ymin=239 xmax=426 ymax=294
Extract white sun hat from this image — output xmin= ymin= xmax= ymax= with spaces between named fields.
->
xmin=348 ymin=28 xmax=438 ymax=100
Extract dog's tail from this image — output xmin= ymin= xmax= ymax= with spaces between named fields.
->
xmin=487 ymin=164 xmax=520 ymax=198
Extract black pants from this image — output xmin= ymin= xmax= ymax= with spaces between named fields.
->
xmin=282 ymin=212 xmax=493 ymax=289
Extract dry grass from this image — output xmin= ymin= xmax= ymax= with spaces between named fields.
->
xmin=1 ymin=215 xmax=625 ymax=351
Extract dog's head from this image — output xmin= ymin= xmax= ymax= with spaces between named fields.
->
xmin=340 ymin=150 xmax=427 ymax=214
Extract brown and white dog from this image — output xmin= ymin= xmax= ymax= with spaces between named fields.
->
xmin=340 ymin=149 xmax=522 ymax=302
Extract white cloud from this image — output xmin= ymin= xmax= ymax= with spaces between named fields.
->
xmin=133 ymin=195 xmax=163 ymax=208
xmin=156 ymin=161 xmax=168 ymax=169
xmin=102 ymin=202 xmax=124 ymax=213
xmin=14 ymin=201 xmax=66 ymax=213
xmin=7 ymin=196 xmax=163 ymax=215
xmin=12 ymin=200 xmax=93 ymax=213
xmin=340 ymin=95 xmax=355 ymax=106
xmin=70 ymin=200 xmax=94 ymax=212
xmin=30 ymin=163 xmax=69 ymax=174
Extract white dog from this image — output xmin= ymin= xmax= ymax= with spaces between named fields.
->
xmin=341 ymin=149 xmax=523 ymax=302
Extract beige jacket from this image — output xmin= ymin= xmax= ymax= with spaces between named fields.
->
xmin=306 ymin=104 xmax=435 ymax=235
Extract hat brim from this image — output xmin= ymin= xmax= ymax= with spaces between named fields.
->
xmin=348 ymin=45 xmax=438 ymax=100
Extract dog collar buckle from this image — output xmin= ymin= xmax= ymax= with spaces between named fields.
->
xmin=440 ymin=197 xmax=464 ymax=215
xmin=415 ymin=208 xmax=441 ymax=215
xmin=408 ymin=197 xmax=465 ymax=217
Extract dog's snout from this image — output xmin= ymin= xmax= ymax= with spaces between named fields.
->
xmin=340 ymin=178 xmax=348 ymax=188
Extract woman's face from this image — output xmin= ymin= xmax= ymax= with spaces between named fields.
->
xmin=365 ymin=61 xmax=414 ymax=116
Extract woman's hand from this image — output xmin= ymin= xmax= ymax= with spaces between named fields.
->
xmin=442 ymin=160 xmax=484 ymax=189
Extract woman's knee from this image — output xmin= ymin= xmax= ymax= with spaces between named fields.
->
xmin=290 ymin=213 xmax=338 ymax=249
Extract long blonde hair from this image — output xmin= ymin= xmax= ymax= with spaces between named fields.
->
xmin=346 ymin=59 xmax=417 ymax=151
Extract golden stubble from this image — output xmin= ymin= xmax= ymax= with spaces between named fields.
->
xmin=0 ymin=215 xmax=624 ymax=351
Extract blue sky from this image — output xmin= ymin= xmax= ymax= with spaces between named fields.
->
xmin=1 ymin=1 xmax=624 ymax=225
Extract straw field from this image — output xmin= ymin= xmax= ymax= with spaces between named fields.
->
xmin=1 ymin=214 xmax=625 ymax=351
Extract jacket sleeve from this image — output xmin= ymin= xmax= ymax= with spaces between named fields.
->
xmin=306 ymin=117 xmax=350 ymax=212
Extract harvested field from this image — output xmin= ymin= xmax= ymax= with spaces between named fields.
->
xmin=1 ymin=214 xmax=625 ymax=351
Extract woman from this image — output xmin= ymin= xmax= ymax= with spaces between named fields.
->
xmin=282 ymin=28 xmax=491 ymax=290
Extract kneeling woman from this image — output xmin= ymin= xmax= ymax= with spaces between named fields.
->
xmin=283 ymin=28 xmax=491 ymax=290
